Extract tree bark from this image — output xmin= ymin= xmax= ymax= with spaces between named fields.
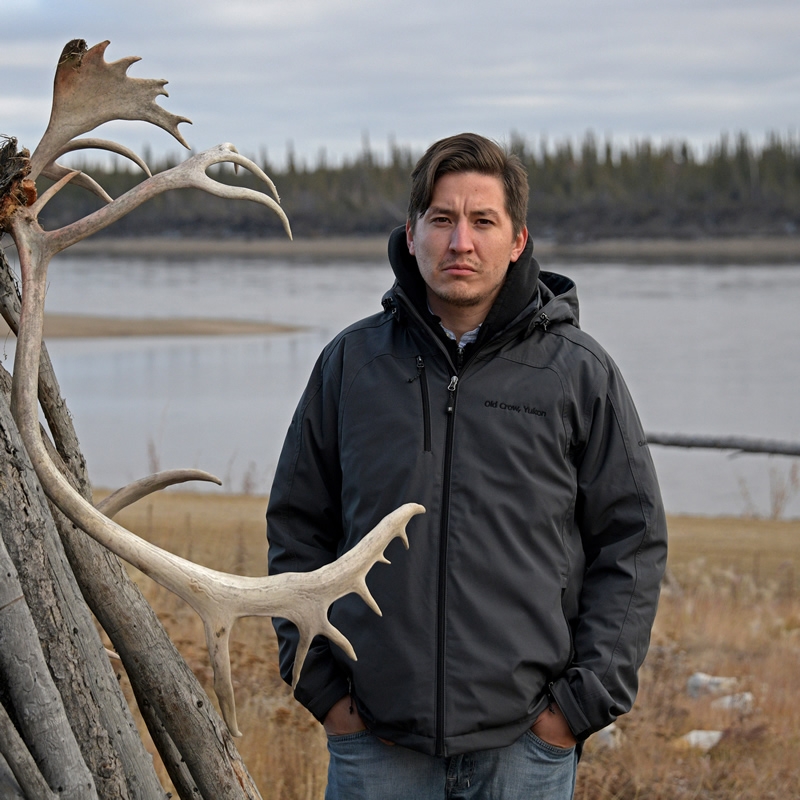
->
xmin=1 ymin=363 xmax=147 ymax=800
xmin=0 ymin=482 xmax=97 ymax=800
xmin=0 ymin=697 xmax=58 ymax=800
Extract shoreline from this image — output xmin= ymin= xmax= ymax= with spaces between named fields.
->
xmin=3 ymin=234 xmax=798 ymax=340
xmin=61 ymin=234 xmax=800 ymax=264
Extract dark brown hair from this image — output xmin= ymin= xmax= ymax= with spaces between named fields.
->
xmin=407 ymin=133 xmax=529 ymax=235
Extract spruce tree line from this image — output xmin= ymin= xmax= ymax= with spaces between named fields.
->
xmin=38 ymin=132 xmax=800 ymax=241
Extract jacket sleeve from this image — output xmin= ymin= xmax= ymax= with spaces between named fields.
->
xmin=266 ymin=346 xmax=351 ymax=723
xmin=551 ymin=357 xmax=668 ymax=741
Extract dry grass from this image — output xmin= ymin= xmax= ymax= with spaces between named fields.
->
xmin=577 ymin=518 xmax=800 ymax=799
xmin=94 ymin=489 xmax=800 ymax=799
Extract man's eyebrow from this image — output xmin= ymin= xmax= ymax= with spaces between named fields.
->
xmin=470 ymin=207 xmax=502 ymax=219
xmin=425 ymin=205 xmax=502 ymax=218
xmin=425 ymin=204 xmax=454 ymax=216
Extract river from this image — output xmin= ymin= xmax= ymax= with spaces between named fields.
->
xmin=6 ymin=253 xmax=800 ymax=518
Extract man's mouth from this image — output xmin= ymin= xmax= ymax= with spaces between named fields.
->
xmin=442 ymin=262 xmax=478 ymax=276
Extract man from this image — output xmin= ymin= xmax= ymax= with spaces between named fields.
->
xmin=267 ymin=133 xmax=667 ymax=799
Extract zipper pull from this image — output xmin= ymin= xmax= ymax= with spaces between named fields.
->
xmin=547 ymin=681 xmax=557 ymax=713
xmin=447 ymin=375 xmax=458 ymax=413
xmin=382 ymin=297 xmax=399 ymax=317
xmin=409 ymin=355 xmax=425 ymax=383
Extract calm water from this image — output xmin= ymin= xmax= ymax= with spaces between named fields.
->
xmin=4 ymin=254 xmax=799 ymax=518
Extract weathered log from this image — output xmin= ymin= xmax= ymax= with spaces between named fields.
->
xmin=0 ymin=446 xmax=97 ymax=799
xmin=0 ymin=696 xmax=58 ymax=800
xmin=0 ymin=760 xmax=25 ymax=800
xmin=646 ymin=432 xmax=800 ymax=457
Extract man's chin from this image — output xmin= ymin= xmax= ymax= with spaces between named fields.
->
xmin=433 ymin=291 xmax=483 ymax=309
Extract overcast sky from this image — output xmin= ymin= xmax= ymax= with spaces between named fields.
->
xmin=1 ymin=0 xmax=798 ymax=168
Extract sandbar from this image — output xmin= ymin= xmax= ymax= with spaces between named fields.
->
xmin=1 ymin=313 xmax=301 ymax=339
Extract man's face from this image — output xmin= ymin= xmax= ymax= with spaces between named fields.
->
xmin=406 ymin=171 xmax=528 ymax=322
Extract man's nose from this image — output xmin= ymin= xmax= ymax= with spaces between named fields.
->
xmin=449 ymin=219 xmax=474 ymax=252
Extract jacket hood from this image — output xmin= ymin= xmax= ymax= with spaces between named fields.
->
xmin=535 ymin=271 xmax=581 ymax=330
xmin=386 ymin=225 xmax=579 ymax=346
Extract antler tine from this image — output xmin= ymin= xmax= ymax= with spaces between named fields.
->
xmin=29 ymin=39 xmax=191 ymax=182
xmin=12 ymin=369 xmax=423 ymax=738
xmin=45 ymin=144 xmax=292 ymax=254
xmin=96 ymin=469 xmax=222 ymax=519
xmin=39 ymin=137 xmax=155 ymax=205
xmin=40 ymin=164 xmax=113 ymax=204
xmin=51 ymin=138 xmax=153 ymax=176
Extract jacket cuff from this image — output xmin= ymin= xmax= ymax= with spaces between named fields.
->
xmin=295 ymin=666 xmax=351 ymax=723
xmin=550 ymin=672 xmax=609 ymax=741
xmin=302 ymin=681 xmax=350 ymax=723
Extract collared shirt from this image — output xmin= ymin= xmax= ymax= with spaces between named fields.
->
xmin=440 ymin=323 xmax=481 ymax=349
xmin=427 ymin=300 xmax=482 ymax=350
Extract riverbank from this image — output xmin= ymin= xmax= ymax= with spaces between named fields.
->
xmin=63 ymin=234 xmax=800 ymax=263
xmin=0 ymin=312 xmax=302 ymax=339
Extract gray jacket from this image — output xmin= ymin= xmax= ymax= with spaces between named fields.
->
xmin=267 ymin=227 xmax=667 ymax=757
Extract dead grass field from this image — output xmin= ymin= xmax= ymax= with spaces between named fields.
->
xmin=95 ymin=489 xmax=800 ymax=799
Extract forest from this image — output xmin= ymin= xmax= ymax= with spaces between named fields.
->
xmin=36 ymin=131 xmax=800 ymax=241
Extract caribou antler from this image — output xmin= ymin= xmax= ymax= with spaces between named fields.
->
xmin=3 ymin=40 xmax=424 ymax=737
xmin=29 ymin=39 xmax=190 ymax=183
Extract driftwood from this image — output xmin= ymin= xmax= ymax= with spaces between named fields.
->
xmin=646 ymin=432 xmax=800 ymax=457
xmin=0 ymin=485 xmax=95 ymax=800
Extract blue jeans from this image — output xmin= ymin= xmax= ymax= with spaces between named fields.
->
xmin=325 ymin=729 xmax=578 ymax=800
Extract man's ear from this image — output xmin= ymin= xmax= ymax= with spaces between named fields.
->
xmin=510 ymin=227 xmax=529 ymax=263
xmin=405 ymin=220 xmax=416 ymax=256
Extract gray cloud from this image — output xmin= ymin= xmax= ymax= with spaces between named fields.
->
xmin=1 ymin=0 xmax=797 ymax=166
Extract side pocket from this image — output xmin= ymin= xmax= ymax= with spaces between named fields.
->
xmin=524 ymin=730 xmax=576 ymax=757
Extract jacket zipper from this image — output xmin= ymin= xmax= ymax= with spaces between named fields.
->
xmin=435 ymin=371 xmax=459 ymax=754
xmin=388 ymin=287 xmax=555 ymax=754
